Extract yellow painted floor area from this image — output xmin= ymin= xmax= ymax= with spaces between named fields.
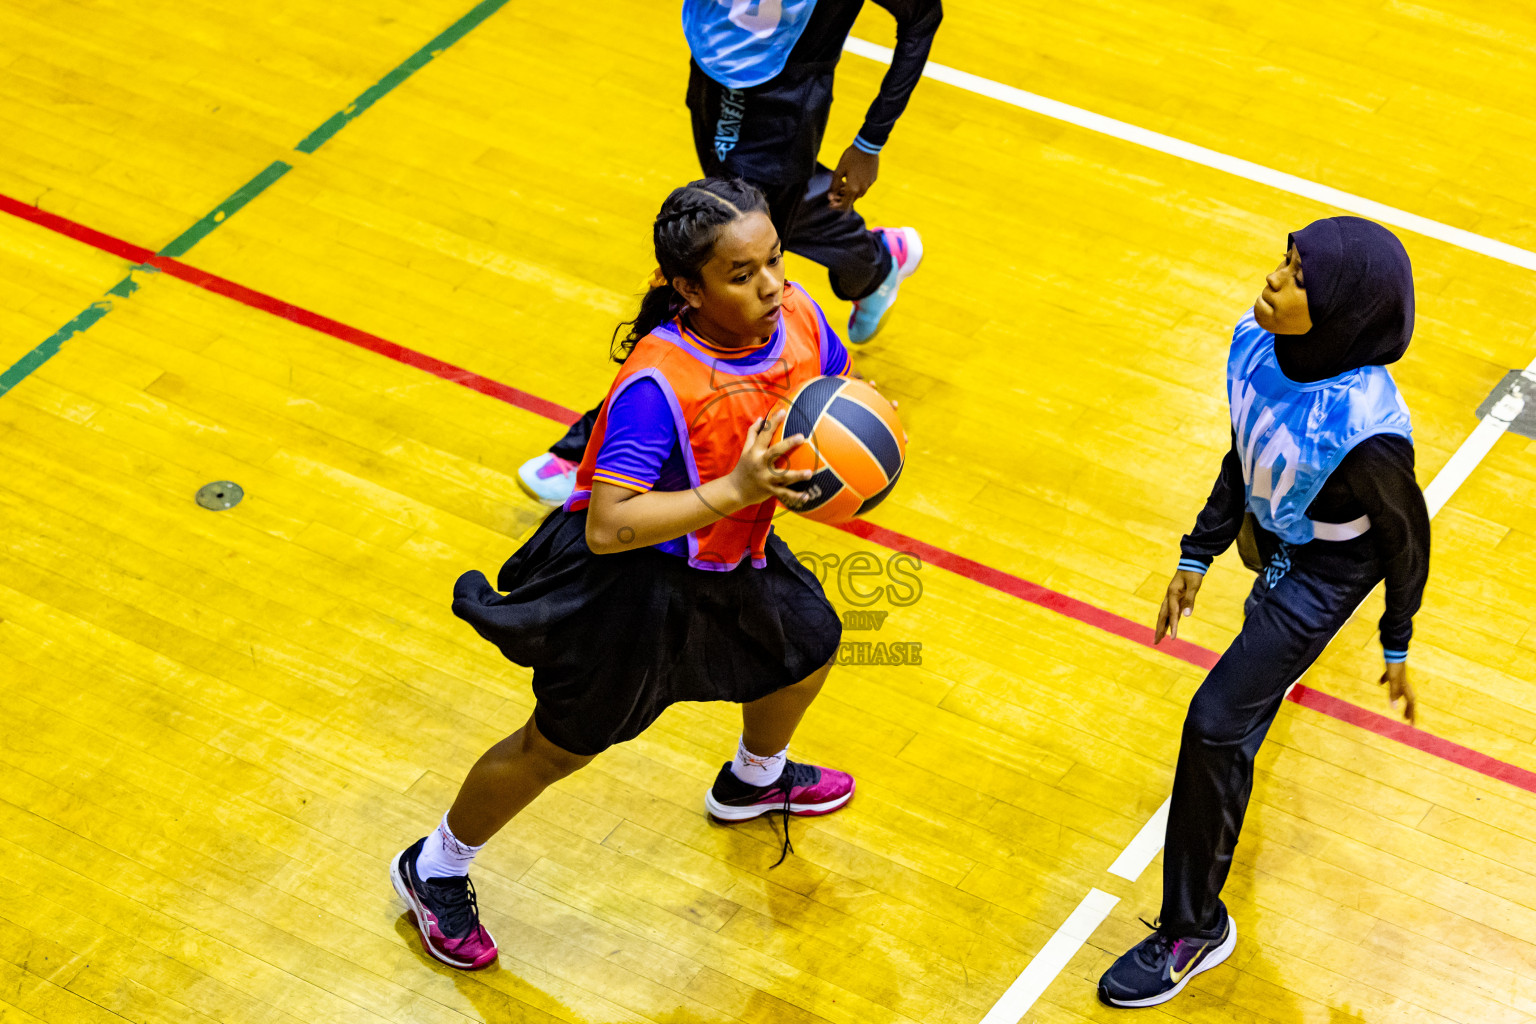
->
xmin=3 ymin=1 xmax=1536 ymax=1022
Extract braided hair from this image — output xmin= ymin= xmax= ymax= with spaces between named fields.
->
xmin=612 ymin=177 xmax=771 ymax=362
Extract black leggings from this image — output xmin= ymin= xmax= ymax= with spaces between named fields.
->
xmin=1160 ymin=547 xmax=1379 ymax=936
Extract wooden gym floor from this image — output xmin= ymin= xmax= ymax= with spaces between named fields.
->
xmin=3 ymin=1 xmax=1536 ymax=1021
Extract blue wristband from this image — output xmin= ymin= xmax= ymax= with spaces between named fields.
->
xmin=852 ymin=134 xmax=883 ymax=155
xmin=1177 ymin=558 xmax=1209 ymax=575
xmin=1382 ymin=648 xmax=1408 ymax=664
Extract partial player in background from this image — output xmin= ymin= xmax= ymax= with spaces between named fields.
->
xmin=520 ymin=0 xmax=941 ymax=506
xmin=391 ymin=178 xmax=859 ymax=972
xmin=1098 ymin=217 xmax=1430 ymax=1008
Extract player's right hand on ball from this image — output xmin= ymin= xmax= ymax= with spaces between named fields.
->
xmin=1155 ymin=569 xmax=1205 ymax=644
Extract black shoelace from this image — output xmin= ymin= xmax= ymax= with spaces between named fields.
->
xmin=424 ymin=874 xmax=483 ymax=939
xmin=1136 ymin=917 xmax=1177 ymax=968
xmin=767 ymin=761 xmax=819 ymax=869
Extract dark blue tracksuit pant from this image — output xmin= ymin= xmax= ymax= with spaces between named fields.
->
xmin=1160 ymin=542 xmax=1381 ymax=937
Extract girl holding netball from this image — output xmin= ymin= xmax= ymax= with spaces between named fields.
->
xmin=390 ymin=178 xmax=858 ymax=971
xmin=1099 ymin=217 xmax=1430 ymax=1007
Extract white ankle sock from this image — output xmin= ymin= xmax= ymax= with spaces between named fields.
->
xmin=730 ymin=736 xmax=788 ymax=787
xmin=414 ymin=813 xmax=484 ymax=880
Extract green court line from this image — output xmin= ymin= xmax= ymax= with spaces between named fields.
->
xmin=0 ymin=161 xmax=290 ymax=401
xmin=1 ymin=0 xmax=511 ymax=400
xmin=0 ymin=298 xmax=117 ymax=399
xmin=296 ymin=0 xmax=512 ymax=154
xmin=157 ymin=160 xmax=292 ymax=259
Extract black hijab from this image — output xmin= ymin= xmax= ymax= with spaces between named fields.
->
xmin=1276 ymin=216 xmax=1414 ymax=383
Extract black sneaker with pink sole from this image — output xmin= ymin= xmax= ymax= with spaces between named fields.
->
xmin=390 ymin=837 xmax=498 ymax=970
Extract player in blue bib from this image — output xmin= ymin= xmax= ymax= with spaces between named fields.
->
xmin=518 ymin=0 xmax=943 ymax=506
xmin=1099 ymin=217 xmax=1431 ymax=1008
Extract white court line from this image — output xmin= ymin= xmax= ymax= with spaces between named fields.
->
xmin=977 ymin=889 xmax=1121 ymax=1024
xmin=845 ymin=37 xmax=1536 ymax=274
xmin=842 ymin=37 xmax=1536 ymax=1022
xmin=1106 ymin=797 xmax=1169 ymax=882
xmin=1424 ymin=362 xmax=1536 ymax=517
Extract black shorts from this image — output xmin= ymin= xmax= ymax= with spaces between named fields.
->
xmin=687 ymin=58 xmax=834 ymax=186
xmin=451 ymin=509 xmax=841 ymax=756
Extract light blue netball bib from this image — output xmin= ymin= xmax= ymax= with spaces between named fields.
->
xmin=1227 ymin=311 xmax=1412 ymax=545
xmin=682 ymin=0 xmax=819 ymax=88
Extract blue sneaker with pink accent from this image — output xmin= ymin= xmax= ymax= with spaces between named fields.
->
xmin=848 ymin=226 xmax=924 ymax=344
xmin=516 ymin=452 xmax=578 ymax=507
xmin=1098 ymin=912 xmax=1236 ymax=1007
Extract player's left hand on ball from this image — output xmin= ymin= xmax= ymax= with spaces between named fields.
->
xmin=829 ymin=146 xmax=878 ymax=210
xmin=1379 ymin=661 xmax=1416 ymax=726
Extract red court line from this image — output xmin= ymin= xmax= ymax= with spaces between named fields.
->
xmin=841 ymin=519 xmax=1221 ymax=670
xmin=848 ymin=524 xmax=1536 ymax=794
xmin=6 ymin=192 xmax=1533 ymax=796
xmin=0 ymin=194 xmax=580 ymax=427
xmin=0 ymin=194 xmax=156 ymax=264
xmin=146 ymin=257 xmax=582 ymax=426
xmin=1289 ymin=684 xmax=1536 ymax=791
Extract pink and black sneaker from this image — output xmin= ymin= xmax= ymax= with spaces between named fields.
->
xmin=705 ymin=760 xmax=855 ymax=866
xmin=390 ymin=837 xmax=498 ymax=970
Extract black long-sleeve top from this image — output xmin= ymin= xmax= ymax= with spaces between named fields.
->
xmin=785 ymin=0 xmax=943 ymax=151
xmin=1179 ymin=434 xmax=1430 ymax=655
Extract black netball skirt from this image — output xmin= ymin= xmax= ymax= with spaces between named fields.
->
xmin=451 ymin=508 xmax=842 ymax=756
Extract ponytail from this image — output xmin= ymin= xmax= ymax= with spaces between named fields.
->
xmin=611 ymin=284 xmax=686 ymax=361
xmin=610 ymin=176 xmax=771 ymax=363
